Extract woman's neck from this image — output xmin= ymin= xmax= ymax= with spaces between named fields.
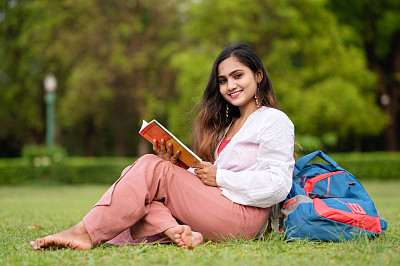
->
xmin=224 ymin=103 xmax=260 ymax=140
xmin=238 ymin=102 xmax=260 ymax=120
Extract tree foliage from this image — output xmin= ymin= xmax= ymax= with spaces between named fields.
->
xmin=0 ymin=0 xmax=392 ymax=156
xmin=0 ymin=0 xmax=46 ymax=156
xmin=327 ymin=0 xmax=400 ymax=151
xmin=169 ymin=0 xmax=387 ymax=151
xmin=1 ymin=0 xmax=181 ymax=156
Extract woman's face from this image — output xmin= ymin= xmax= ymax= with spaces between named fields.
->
xmin=218 ymin=56 xmax=262 ymax=112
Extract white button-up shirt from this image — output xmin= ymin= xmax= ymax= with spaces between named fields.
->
xmin=214 ymin=107 xmax=295 ymax=208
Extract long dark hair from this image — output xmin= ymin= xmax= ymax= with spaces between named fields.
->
xmin=192 ymin=44 xmax=279 ymax=162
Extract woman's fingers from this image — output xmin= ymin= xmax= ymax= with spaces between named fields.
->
xmin=153 ymin=139 xmax=160 ymax=154
xmin=167 ymin=142 xmax=173 ymax=156
xmin=153 ymin=139 xmax=168 ymax=155
xmin=160 ymin=139 xmax=166 ymax=154
xmin=192 ymin=162 xmax=217 ymax=186
xmin=193 ymin=168 xmax=202 ymax=175
xmin=171 ymin=150 xmax=181 ymax=164
xmin=191 ymin=163 xmax=203 ymax=169
xmin=153 ymin=139 xmax=181 ymax=164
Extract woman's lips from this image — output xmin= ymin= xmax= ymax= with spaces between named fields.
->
xmin=229 ymin=90 xmax=243 ymax=98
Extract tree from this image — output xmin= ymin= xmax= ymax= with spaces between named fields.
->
xmin=0 ymin=0 xmax=391 ymax=157
xmin=169 ymin=0 xmax=387 ymax=152
xmin=0 ymin=0 xmax=181 ymax=156
xmin=0 ymin=0 xmax=47 ymax=156
xmin=327 ymin=0 xmax=400 ymax=151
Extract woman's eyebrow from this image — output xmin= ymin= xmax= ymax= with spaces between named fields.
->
xmin=218 ymin=69 xmax=244 ymax=79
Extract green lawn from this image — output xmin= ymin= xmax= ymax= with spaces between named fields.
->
xmin=1 ymin=181 xmax=399 ymax=265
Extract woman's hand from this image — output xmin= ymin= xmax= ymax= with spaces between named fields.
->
xmin=153 ymin=139 xmax=181 ymax=165
xmin=191 ymin=162 xmax=217 ymax=186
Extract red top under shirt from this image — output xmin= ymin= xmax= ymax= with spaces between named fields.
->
xmin=217 ymin=139 xmax=231 ymax=155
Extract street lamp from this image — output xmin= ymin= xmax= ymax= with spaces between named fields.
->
xmin=44 ymin=74 xmax=57 ymax=150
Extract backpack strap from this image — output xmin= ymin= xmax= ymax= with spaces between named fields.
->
xmin=294 ymin=150 xmax=338 ymax=175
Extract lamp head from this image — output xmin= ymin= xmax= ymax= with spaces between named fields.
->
xmin=44 ymin=74 xmax=57 ymax=93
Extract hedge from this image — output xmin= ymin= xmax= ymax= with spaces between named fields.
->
xmin=297 ymin=151 xmax=400 ymax=181
xmin=329 ymin=152 xmax=400 ymax=181
xmin=0 ymin=152 xmax=399 ymax=185
xmin=0 ymin=157 xmax=137 ymax=185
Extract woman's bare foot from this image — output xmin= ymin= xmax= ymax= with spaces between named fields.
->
xmin=30 ymin=221 xmax=92 ymax=251
xmin=172 ymin=225 xmax=203 ymax=249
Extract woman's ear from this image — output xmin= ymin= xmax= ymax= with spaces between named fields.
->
xmin=256 ymin=70 xmax=263 ymax=83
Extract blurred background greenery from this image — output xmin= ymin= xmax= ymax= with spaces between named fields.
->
xmin=0 ymin=0 xmax=399 ymax=165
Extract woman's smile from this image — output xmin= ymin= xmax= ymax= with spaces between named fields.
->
xmin=228 ymin=90 xmax=243 ymax=98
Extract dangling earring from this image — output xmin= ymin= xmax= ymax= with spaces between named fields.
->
xmin=255 ymin=85 xmax=261 ymax=108
xmin=226 ymin=103 xmax=229 ymax=118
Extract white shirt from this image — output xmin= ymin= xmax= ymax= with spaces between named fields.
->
xmin=214 ymin=107 xmax=295 ymax=208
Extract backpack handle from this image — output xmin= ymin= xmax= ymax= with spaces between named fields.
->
xmin=295 ymin=150 xmax=338 ymax=173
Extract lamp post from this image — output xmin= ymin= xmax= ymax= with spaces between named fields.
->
xmin=44 ymin=74 xmax=57 ymax=150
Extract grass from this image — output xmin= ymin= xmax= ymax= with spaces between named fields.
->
xmin=1 ymin=181 xmax=399 ymax=265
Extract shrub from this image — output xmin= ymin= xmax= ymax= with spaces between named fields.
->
xmin=63 ymin=157 xmax=137 ymax=184
xmin=0 ymin=152 xmax=398 ymax=185
xmin=0 ymin=156 xmax=137 ymax=185
xmin=329 ymin=152 xmax=400 ymax=181
xmin=0 ymin=158 xmax=31 ymax=185
xmin=21 ymin=145 xmax=68 ymax=182
xmin=22 ymin=145 xmax=68 ymax=165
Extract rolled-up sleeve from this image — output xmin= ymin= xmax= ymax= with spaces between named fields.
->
xmin=216 ymin=112 xmax=294 ymax=208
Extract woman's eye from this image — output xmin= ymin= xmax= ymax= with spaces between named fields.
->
xmin=234 ymin=73 xmax=242 ymax=79
xmin=219 ymin=79 xmax=226 ymax=84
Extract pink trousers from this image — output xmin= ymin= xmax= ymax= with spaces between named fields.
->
xmin=83 ymin=154 xmax=271 ymax=246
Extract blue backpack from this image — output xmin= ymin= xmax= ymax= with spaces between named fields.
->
xmin=281 ymin=150 xmax=387 ymax=241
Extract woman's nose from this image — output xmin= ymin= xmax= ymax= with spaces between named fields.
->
xmin=227 ymin=79 xmax=237 ymax=90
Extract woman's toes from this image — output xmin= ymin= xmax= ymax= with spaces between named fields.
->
xmin=39 ymin=238 xmax=45 ymax=248
xmin=173 ymin=226 xmax=184 ymax=235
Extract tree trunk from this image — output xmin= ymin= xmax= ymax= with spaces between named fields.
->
xmin=138 ymin=137 xmax=151 ymax=156
xmin=389 ymin=31 xmax=400 ymax=151
xmin=354 ymin=135 xmax=362 ymax=152
xmin=366 ymin=32 xmax=400 ymax=151
xmin=113 ymin=83 xmax=129 ymax=156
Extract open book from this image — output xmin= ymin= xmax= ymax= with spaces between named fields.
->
xmin=139 ymin=120 xmax=202 ymax=170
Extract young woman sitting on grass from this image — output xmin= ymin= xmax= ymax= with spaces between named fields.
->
xmin=30 ymin=44 xmax=295 ymax=250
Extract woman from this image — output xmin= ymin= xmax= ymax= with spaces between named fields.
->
xmin=30 ymin=44 xmax=294 ymax=250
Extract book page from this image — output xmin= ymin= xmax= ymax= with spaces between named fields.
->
xmin=139 ymin=120 xmax=150 ymax=132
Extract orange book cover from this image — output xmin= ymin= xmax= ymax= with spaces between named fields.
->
xmin=139 ymin=120 xmax=202 ymax=170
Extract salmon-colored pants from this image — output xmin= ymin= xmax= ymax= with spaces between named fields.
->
xmin=83 ymin=154 xmax=270 ymax=246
